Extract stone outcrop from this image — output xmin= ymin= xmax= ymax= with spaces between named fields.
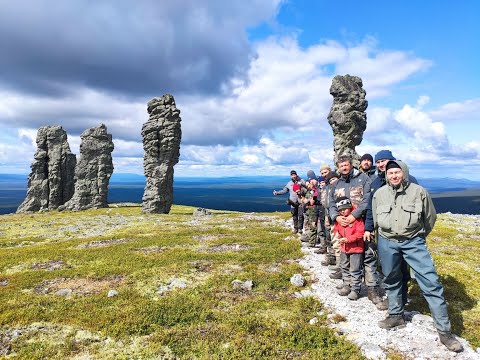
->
xmin=142 ymin=94 xmax=182 ymax=214
xmin=17 ymin=126 xmax=76 ymax=213
xmin=62 ymin=124 xmax=114 ymax=211
xmin=327 ymin=75 xmax=368 ymax=166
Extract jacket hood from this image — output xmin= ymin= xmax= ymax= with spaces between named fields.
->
xmin=385 ymin=160 xmax=410 ymax=188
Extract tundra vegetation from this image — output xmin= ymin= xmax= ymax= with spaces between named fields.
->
xmin=0 ymin=206 xmax=478 ymax=359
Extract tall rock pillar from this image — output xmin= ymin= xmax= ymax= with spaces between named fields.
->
xmin=327 ymin=75 xmax=368 ymax=167
xmin=63 ymin=124 xmax=114 ymax=211
xmin=142 ymin=94 xmax=182 ymax=214
xmin=17 ymin=126 xmax=76 ymax=213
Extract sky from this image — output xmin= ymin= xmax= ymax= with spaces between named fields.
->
xmin=0 ymin=0 xmax=479 ymax=180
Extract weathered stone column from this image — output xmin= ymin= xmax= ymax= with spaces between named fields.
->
xmin=62 ymin=124 xmax=114 ymax=211
xmin=142 ymin=94 xmax=182 ymax=214
xmin=327 ymin=75 xmax=368 ymax=167
xmin=17 ymin=125 xmax=76 ymax=213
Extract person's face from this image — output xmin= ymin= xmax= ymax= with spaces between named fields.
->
xmin=361 ymin=159 xmax=373 ymax=171
xmin=310 ymin=179 xmax=317 ymax=187
xmin=386 ymin=167 xmax=404 ymax=186
xmin=291 ymin=173 xmax=298 ymax=181
xmin=376 ymin=159 xmax=389 ymax=172
xmin=329 ymin=177 xmax=338 ymax=185
xmin=337 ymin=160 xmax=352 ymax=175
xmin=320 ymin=169 xmax=330 ymax=178
xmin=320 ymin=180 xmax=326 ymax=187
xmin=295 ymin=189 xmax=301 ymax=196
xmin=339 ymin=207 xmax=352 ymax=216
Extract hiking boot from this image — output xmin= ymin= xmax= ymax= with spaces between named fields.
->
xmin=375 ymin=298 xmax=389 ymax=311
xmin=367 ymin=287 xmax=383 ymax=304
xmin=292 ymin=228 xmax=298 ymax=234
xmin=321 ymin=254 xmax=336 ymax=266
xmin=347 ymin=290 xmax=360 ymax=301
xmin=336 ymin=282 xmax=346 ymax=289
xmin=378 ymin=315 xmax=406 ymax=329
xmin=300 ymin=235 xmax=309 ymax=242
xmin=329 ymin=268 xmax=342 ymax=280
xmin=337 ymin=285 xmax=351 ymax=296
xmin=314 ymin=246 xmax=327 ymax=254
xmin=298 ymin=229 xmax=303 ymax=234
xmin=438 ymin=332 xmax=464 ymax=353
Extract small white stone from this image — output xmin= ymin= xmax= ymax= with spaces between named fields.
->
xmin=309 ymin=317 xmax=319 ymax=325
xmin=55 ymin=288 xmax=72 ymax=296
xmin=290 ymin=274 xmax=306 ymax=287
xmin=107 ymin=290 xmax=118 ymax=297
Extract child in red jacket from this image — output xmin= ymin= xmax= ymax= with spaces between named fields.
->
xmin=333 ymin=196 xmax=365 ymax=300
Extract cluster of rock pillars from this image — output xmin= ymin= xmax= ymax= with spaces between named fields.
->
xmin=18 ymin=74 xmax=367 ymax=214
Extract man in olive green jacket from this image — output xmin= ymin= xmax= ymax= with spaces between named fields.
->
xmin=372 ymin=160 xmax=463 ymax=353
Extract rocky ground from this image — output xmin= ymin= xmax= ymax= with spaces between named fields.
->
xmin=292 ymin=214 xmax=480 ymax=360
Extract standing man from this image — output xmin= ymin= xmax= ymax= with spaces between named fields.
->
xmin=359 ymin=153 xmax=376 ymax=179
xmin=273 ymin=170 xmax=306 ymax=234
xmin=364 ymin=150 xmax=418 ymax=307
xmin=328 ymin=155 xmax=385 ymax=309
xmin=372 ymin=160 xmax=463 ymax=353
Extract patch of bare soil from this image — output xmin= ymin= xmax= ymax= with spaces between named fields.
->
xmin=33 ymin=276 xmax=124 ymax=296
xmin=133 ymin=246 xmax=166 ymax=254
xmin=77 ymin=238 xmax=132 ymax=248
xmin=189 ymin=260 xmax=213 ymax=272
xmin=199 ymin=244 xmax=251 ymax=253
xmin=192 ymin=235 xmax=220 ymax=242
xmin=31 ymin=260 xmax=66 ymax=271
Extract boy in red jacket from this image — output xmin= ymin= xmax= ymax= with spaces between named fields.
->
xmin=334 ymin=196 xmax=365 ymax=300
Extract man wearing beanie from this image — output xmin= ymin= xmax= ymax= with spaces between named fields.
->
xmin=371 ymin=160 xmax=463 ymax=353
xmin=364 ymin=150 xmax=419 ymax=308
xmin=273 ymin=170 xmax=306 ymax=234
xmin=359 ymin=153 xmax=376 ymax=179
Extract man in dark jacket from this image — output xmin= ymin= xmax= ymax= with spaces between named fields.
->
xmin=273 ymin=170 xmax=306 ymax=234
xmin=328 ymin=155 xmax=385 ymax=309
xmin=371 ymin=160 xmax=463 ymax=353
xmin=359 ymin=153 xmax=376 ymax=179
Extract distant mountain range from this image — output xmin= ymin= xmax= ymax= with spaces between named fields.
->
xmin=0 ymin=173 xmax=479 ymax=215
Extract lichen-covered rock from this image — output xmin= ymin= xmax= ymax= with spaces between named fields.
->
xmin=142 ymin=94 xmax=182 ymax=214
xmin=327 ymin=75 xmax=368 ymax=167
xmin=62 ymin=124 xmax=114 ymax=211
xmin=17 ymin=126 xmax=76 ymax=213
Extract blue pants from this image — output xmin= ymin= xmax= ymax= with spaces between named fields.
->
xmin=377 ymin=235 xmax=451 ymax=333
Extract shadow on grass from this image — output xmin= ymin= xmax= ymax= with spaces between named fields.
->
xmin=407 ymin=274 xmax=476 ymax=334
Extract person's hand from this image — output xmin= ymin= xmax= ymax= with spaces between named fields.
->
xmin=336 ymin=216 xmax=348 ymax=227
xmin=345 ymin=214 xmax=356 ymax=224
xmin=339 ymin=237 xmax=347 ymax=244
xmin=273 ymin=190 xmax=277 ymax=195
xmin=363 ymin=231 xmax=371 ymax=242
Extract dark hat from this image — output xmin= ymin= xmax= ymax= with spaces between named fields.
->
xmin=374 ymin=150 xmax=396 ymax=163
xmin=360 ymin=153 xmax=373 ymax=162
xmin=386 ymin=160 xmax=401 ymax=171
xmin=306 ymin=170 xmax=317 ymax=180
xmin=325 ymin=171 xmax=339 ymax=183
xmin=293 ymin=184 xmax=301 ymax=192
xmin=335 ymin=196 xmax=352 ymax=211
xmin=318 ymin=175 xmax=325 ymax=182
xmin=290 ymin=170 xmax=297 ymax=175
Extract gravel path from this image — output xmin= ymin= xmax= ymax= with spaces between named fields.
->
xmin=298 ymin=244 xmax=480 ymax=359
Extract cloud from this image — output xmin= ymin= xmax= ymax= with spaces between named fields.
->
xmin=429 ymin=98 xmax=480 ymax=122
xmin=0 ymin=0 xmax=282 ymax=97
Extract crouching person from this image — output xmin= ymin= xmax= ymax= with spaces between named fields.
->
xmin=334 ymin=197 xmax=364 ymax=300
xmin=372 ymin=160 xmax=463 ymax=353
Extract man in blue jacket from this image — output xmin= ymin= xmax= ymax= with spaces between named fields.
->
xmin=273 ymin=170 xmax=306 ymax=234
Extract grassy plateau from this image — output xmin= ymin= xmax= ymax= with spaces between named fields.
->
xmin=0 ymin=206 xmax=478 ymax=359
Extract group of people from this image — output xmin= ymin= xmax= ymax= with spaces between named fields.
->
xmin=273 ymin=150 xmax=464 ymax=353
